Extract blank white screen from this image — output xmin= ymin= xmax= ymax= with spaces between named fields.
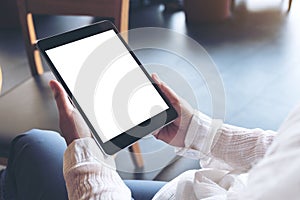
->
xmin=46 ymin=30 xmax=169 ymax=142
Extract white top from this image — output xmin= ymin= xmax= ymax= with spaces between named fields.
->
xmin=63 ymin=104 xmax=300 ymax=200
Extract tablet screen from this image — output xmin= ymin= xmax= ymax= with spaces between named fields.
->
xmin=45 ymin=29 xmax=169 ymax=143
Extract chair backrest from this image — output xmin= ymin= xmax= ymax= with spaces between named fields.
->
xmin=17 ymin=0 xmax=129 ymax=76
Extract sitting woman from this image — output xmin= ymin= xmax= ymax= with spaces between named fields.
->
xmin=1 ymin=74 xmax=300 ymax=200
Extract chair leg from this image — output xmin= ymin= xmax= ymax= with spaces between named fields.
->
xmin=288 ymin=0 xmax=292 ymax=12
xmin=114 ymin=0 xmax=144 ymax=169
xmin=129 ymin=143 xmax=144 ymax=169
xmin=17 ymin=0 xmax=44 ymax=76
xmin=114 ymin=0 xmax=129 ymax=33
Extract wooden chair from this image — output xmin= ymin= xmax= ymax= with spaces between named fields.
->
xmin=0 ymin=0 xmax=144 ymax=169
xmin=17 ymin=0 xmax=129 ymax=76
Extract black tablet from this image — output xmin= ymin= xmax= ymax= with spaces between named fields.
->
xmin=37 ymin=21 xmax=178 ymax=155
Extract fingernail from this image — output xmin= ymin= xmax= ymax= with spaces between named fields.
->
xmin=152 ymin=73 xmax=159 ymax=81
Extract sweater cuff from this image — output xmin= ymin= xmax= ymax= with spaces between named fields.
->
xmin=63 ymin=137 xmax=116 ymax=173
xmin=176 ymin=110 xmax=223 ymax=159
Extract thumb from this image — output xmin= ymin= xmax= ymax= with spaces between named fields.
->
xmin=49 ymin=80 xmax=73 ymax=115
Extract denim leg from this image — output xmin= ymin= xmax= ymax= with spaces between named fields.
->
xmin=124 ymin=180 xmax=167 ymax=200
xmin=1 ymin=129 xmax=68 ymax=200
xmin=0 ymin=129 xmax=166 ymax=200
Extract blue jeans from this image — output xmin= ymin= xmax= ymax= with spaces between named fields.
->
xmin=0 ymin=129 xmax=166 ymax=200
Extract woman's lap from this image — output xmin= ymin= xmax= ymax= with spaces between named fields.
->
xmin=125 ymin=180 xmax=166 ymax=200
xmin=0 ymin=129 xmax=166 ymax=200
xmin=1 ymin=129 xmax=68 ymax=200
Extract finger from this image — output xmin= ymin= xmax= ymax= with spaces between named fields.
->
xmin=159 ymin=82 xmax=180 ymax=104
xmin=152 ymin=74 xmax=177 ymax=101
xmin=151 ymin=73 xmax=161 ymax=85
xmin=152 ymin=127 xmax=162 ymax=136
xmin=153 ymin=130 xmax=160 ymax=139
xmin=49 ymin=80 xmax=73 ymax=115
xmin=153 ymin=130 xmax=169 ymax=144
xmin=152 ymin=77 xmax=179 ymax=105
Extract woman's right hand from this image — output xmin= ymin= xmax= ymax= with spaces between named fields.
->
xmin=152 ymin=74 xmax=193 ymax=148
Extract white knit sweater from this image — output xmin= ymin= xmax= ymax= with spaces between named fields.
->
xmin=63 ymin=104 xmax=300 ymax=200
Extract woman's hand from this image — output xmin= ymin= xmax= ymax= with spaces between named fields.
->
xmin=49 ymin=75 xmax=193 ymax=148
xmin=49 ymin=80 xmax=91 ymax=145
xmin=152 ymin=74 xmax=193 ymax=147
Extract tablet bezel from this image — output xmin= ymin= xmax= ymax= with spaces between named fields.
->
xmin=37 ymin=20 xmax=178 ymax=155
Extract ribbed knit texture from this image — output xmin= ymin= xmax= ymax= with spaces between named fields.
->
xmin=63 ymin=138 xmax=131 ymax=200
